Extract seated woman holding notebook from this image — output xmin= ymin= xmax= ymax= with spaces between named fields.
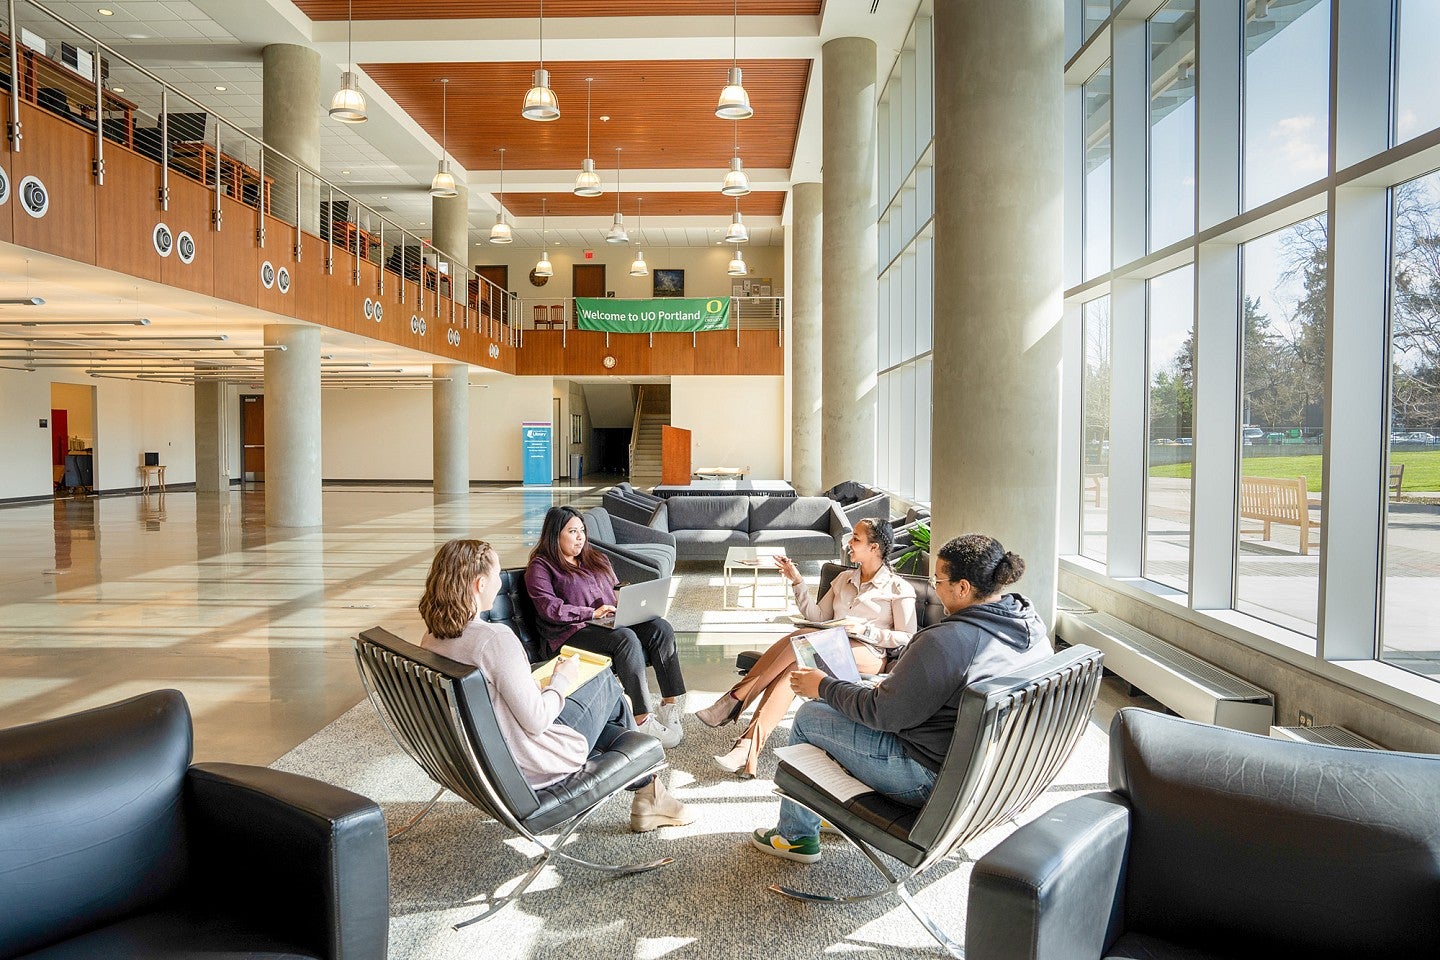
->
xmin=526 ymin=506 xmax=688 ymax=749
xmin=696 ymin=517 xmax=917 ymax=778
xmin=418 ymin=538 xmax=691 ymax=832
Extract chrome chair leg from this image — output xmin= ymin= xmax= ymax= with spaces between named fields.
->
xmin=388 ymin=787 xmax=445 ymax=840
xmin=896 ymin=882 xmax=965 ymax=958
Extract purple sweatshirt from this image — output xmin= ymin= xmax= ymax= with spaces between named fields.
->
xmin=525 ymin=553 xmax=617 ymax=653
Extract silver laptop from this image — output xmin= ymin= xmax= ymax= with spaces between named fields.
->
xmin=590 ymin=577 xmax=672 ymax=629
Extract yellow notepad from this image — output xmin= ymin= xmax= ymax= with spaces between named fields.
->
xmin=532 ymin=646 xmax=613 ymax=691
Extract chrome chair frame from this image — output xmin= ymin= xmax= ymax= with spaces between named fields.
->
xmin=768 ymin=645 xmax=1105 ymax=957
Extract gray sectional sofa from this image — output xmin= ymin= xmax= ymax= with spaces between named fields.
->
xmin=648 ymin=495 xmax=851 ymax=560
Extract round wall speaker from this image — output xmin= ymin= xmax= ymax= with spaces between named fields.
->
xmin=260 ymin=261 xmax=275 ymax=289
xmin=19 ymin=176 xmax=47 ymax=219
xmin=152 ymin=223 xmax=173 ymax=257
xmin=176 ymin=231 xmax=195 ymax=264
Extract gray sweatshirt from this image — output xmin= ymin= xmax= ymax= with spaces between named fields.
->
xmin=818 ymin=594 xmax=1053 ymax=772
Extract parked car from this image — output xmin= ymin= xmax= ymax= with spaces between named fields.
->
xmin=1403 ymin=431 xmax=1439 ymax=444
xmin=1175 ymin=437 xmax=1193 ymax=446
xmin=1241 ymin=427 xmax=1265 ymax=445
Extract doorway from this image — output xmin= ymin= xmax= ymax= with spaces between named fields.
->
xmin=241 ymin=394 xmax=265 ymax=482
xmin=50 ymin=382 xmax=96 ymax=494
xmin=475 ymin=264 xmax=509 ymax=326
xmin=573 ymin=263 xmax=606 ymax=318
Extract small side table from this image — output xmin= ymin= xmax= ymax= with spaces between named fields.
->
xmin=722 ymin=545 xmax=789 ymax=610
xmin=139 ymin=464 xmax=166 ymax=495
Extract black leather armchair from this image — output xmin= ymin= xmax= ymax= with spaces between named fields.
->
xmin=822 ymin=479 xmax=891 ymax=525
xmin=478 ymin=566 xmax=547 ymax=663
xmin=967 ymin=708 xmax=1440 ymax=960
xmin=0 ymin=690 xmax=389 ymax=960
xmin=582 ymin=505 xmax=677 ymax=583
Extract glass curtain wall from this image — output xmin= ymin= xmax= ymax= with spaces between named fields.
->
xmin=1064 ymin=0 xmax=1440 ymax=689
xmin=877 ymin=15 xmax=934 ymax=504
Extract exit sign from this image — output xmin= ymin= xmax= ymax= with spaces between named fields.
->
xmin=584 ymin=249 xmax=594 ymax=260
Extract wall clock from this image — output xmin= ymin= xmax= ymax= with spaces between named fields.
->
xmin=602 ymin=355 xmax=617 ymax=369
xmin=529 ymin=268 xmax=550 ymax=287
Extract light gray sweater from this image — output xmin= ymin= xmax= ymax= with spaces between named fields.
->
xmin=422 ymin=618 xmax=588 ymax=788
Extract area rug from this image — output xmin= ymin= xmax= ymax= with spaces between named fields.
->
xmin=663 ymin=565 xmax=811 ymax=637
xmin=271 ymin=690 xmax=1111 ymax=960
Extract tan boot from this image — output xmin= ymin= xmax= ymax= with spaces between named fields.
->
xmin=629 ymin=777 xmax=694 ymax=833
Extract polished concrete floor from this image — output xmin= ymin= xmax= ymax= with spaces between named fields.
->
xmin=0 ymin=481 xmax=746 ymax=763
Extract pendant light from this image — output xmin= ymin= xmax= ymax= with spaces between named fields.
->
xmin=522 ymin=0 xmax=560 ymax=121
xmin=716 ymin=0 xmax=753 ymax=120
xmin=629 ymin=197 xmax=649 ymax=277
xmin=721 ymin=120 xmax=751 ymax=196
xmin=572 ymin=78 xmax=603 ymax=197
xmin=724 ymin=197 xmax=748 ymax=243
xmin=606 ymin=147 xmax=629 ymax=243
xmin=328 ymin=0 xmax=368 ymax=123
xmin=489 ymin=147 xmax=513 ymax=243
xmin=429 ymin=78 xmax=458 ymax=198
xmin=534 ymin=197 xmax=553 ymax=278
xmin=727 ymin=247 xmax=747 ymax=277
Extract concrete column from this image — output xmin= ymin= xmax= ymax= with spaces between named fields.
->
xmin=193 ymin=380 xmax=229 ymax=493
xmin=263 ymin=325 xmax=322 ymax=527
xmin=432 ymin=182 xmax=470 ymax=279
xmin=262 ymin=44 xmax=321 ymax=233
xmin=821 ymin=37 xmax=878 ymax=490
xmin=931 ymin=1 xmax=1064 ymax=626
xmin=791 ymin=181 xmax=824 ymax=496
xmin=433 ymin=362 xmax=470 ymax=498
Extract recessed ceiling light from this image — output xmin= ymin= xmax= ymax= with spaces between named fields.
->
xmin=111 ymin=86 xmax=124 ymax=93
xmin=125 ymin=33 xmax=148 ymax=39
xmin=98 ymin=8 xmax=114 ymax=15
xmin=341 ymin=170 xmax=350 ymax=175
xmin=600 ymin=115 xmax=610 ymax=122
xmin=379 ymin=195 xmax=388 ymax=199
xmin=214 ymin=85 xmax=226 ymax=91
xmin=418 ymin=221 xmax=425 ymax=225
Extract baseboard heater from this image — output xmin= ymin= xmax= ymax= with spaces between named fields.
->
xmin=1056 ymin=600 xmax=1275 ymax=735
xmin=1270 ymin=724 xmax=1383 ymax=750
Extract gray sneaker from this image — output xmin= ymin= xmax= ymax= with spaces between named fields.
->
xmin=637 ymin=713 xmax=682 ymax=749
xmin=656 ymin=695 xmax=687 ymax=744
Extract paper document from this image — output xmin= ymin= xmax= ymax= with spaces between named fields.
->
xmin=774 ymin=743 xmax=874 ymax=803
xmin=532 ymin=646 xmax=612 ymax=691
xmin=789 ymin=626 xmax=861 ymax=682
xmin=790 ymin=615 xmax=866 ymax=631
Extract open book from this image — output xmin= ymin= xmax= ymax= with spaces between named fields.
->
xmin=532 ymin=646 xmax=612 ymax=691
xmin=774 ymin=743 xmax=874 ymax=803
xmin=789 ymin=614 xmax=867 ymax=632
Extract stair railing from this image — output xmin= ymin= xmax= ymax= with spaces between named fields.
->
xmin=627 ymin=385 xmax=645 ymax=480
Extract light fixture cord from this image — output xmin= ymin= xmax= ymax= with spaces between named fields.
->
xmin=347 ymin=0 xmax=353 ymax=68
xmin=636 ymin=197 xmax=642 ymax=246
xmin=586 ymin=78 xmax=592 ymax=156
xmin=441 ymin=79 xmax=448 ymax=159
xmin=498 ymin=147 xmax=505 ymax=206
xmin=538 ymin=0 xmax=545 ymax=70
xmin=615 ymin=147 xmax=622 ymax=214
xmin=733 ymin=0 xmax=739 ymax=68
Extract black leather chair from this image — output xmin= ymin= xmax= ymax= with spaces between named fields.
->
xmin=733 ymin=561 xmax=944 ymax=673
xmin=582 ymin=505 xmax=677 ymax=583
xmin=478 ymin=566 xmax=548 ymax=663
xmin=823 ymin=479 xmax=891 ymax=525
xmin=966 ymin=707 xmax=1440 ymax=960
xmin=769 ymin=645 xmax=1105 ymax=957
xmin=0 ymin=690 xmax=389 ymax=960
xmin=354 ymin=626 xmax=670 ymax=929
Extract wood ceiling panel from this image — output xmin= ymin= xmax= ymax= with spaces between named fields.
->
xmin=504 ymin=191 xmax=785 ymax=217
xmin=362 ymin=59 xmax=808 ymax=172
xmin=298 ymin=2 xmax=821 ymax=20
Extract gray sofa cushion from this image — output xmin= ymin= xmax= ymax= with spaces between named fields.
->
xmin=749 ymin=496 xmax=836 ymax=531
xmin=666 ymin=496 xmax=749 ymax=533
xmin=672 ymin=529 xmax=749 ymax=559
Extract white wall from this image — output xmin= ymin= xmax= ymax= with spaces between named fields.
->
xmin=671 ymin=375 xmax=786 ymax=480
xmin=320 ymin=375 xmax=555 ymax=482
xmin=0 ymin=367 xmax=195 ymax=500
xmin=470 ymin=243 xmax=785 ymax=304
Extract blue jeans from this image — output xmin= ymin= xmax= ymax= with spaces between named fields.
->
xmin=776 ymin=700 xmax=938 ymax=840
xmin=554 ymin=670 xmax=651 ymax=790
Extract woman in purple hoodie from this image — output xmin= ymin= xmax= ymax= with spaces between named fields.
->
xmin=526 ymin=506 xmax=687 ymax=749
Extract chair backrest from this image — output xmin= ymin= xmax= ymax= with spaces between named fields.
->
xmin=478 ymin=567 xmax=547 ymax=663
xmin=532 ymin=304 xmax=546 ymax=323
xmin=817 ymin=562 xmax=944 ymax=630
xmin=36 ymin=86 xmax=71 ymax=115
xmin=353 ymin=627 xmax=541 ymax=827
xmin=907 ymin=645 xmax=1104 ymax=863
xmin=163 ymin=111 xmax=208 ymax=143
xmin=1111 ymin=707 xmax=1440 ymax=956
xmin=582 ymin=506 xmax=616 ymax=544
xmin=749 ymin=495 xmax=840 ymax=532
xmin=550 ymin=304 xmax=565 ymax=324
xmin=0 ymin=690 xmax=192 ymax=958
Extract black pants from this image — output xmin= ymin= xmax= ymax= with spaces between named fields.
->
xmin=567 ymin=617 xmax=685 ymax=717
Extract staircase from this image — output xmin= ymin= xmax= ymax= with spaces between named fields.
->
xmin=628 ymin=385 xmax=670 ymax=488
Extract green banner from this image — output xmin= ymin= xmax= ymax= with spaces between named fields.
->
xmin=575 ymin=297 xmax=730 ymax=333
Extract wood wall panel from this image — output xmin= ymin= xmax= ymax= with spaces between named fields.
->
xmin=94 ymin=145 xmax=163 ymax=285
xmin=158 ymin=172 xmax=216 ymax=297
xmin=0 ymin=95 xmax=13 ymax=244
xmin=511 ymin=327 xmax=780 ymax=377
xmin=11 ymin=105 xmax=97 ymax=266
xmin=738 ymin=329 xmax=783 ymax=374
xmin=292 ymin=232 xmax=330 ymax=323
xmin=256 ymin=215 xmax=299 ymax=319
xmin=661 ymin=425 xmax=692 ymax=485
xmin=211 ymin=195 xmax=259 ymax=308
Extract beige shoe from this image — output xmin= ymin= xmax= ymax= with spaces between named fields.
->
xmin=714 ymin=738 xmax=757 ymax=779
xmin=629 ymin=777 xmax=694 ymax=833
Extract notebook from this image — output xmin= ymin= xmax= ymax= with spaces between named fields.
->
xmin=531 ymin=646 xmax=612 ymax=690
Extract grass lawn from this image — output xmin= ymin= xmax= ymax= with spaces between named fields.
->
xmin=1148 ymin=450 xmax=1440 ymax=493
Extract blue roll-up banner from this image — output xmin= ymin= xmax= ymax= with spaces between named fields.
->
xmin=522 ymin=421 xmax=552 ymax=486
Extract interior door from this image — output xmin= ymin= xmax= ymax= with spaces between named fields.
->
xmin=572 ymin=263 xmax=606 ymax=319
xmin=241 ymin=394 xmax=265 ymax=481
xmin=476 ymin=264 xmax=508 ymax=325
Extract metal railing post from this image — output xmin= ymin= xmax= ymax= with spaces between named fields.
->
xmin=378 ymin=220 xmax=385 ymax=295
xmin=157 ymin=88 xmax=168 ymax=210
xmin=293 ymin=168 xmax=302 ymax=259
xmin=7 ymin=0 xmax=21 ymax=152
xmin=91 ymin=38 xmax=103 ymax=183
xmin=211 ymin=120 xmax=222 ymax=229
xmin=324 ymin=186 xmax=334 ymax=275
xmin=254 ymin=144 xmax=264 ymax=246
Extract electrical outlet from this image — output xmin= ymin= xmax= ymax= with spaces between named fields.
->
xmin=1298 ymin=711 xmax=1314 ymax=728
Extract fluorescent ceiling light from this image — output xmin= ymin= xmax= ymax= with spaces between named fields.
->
xmin=0 ymin=297 xmax=45 ymax=305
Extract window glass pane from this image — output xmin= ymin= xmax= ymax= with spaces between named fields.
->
xmin=1396 ymin=0 xmax=1440 ymax=145
xmin=1145 ymin=265 xmax=1195 ymax=589
xmin=1083 ymin=64 xmax=1112 ymax=280
xmin=1148 ymin=0 xmax=1196 ymax=251
xmin=1243 ymin=0 xmax=1330 ymax=210
xmin=1082 ymin=296 xmax=1112 ymax=562
xmin=1085 ymin=0 xmax=1112 ymax=40
xmin=1237 ymin=215 xmax=1328 ymax=635
xmin=1383 ymin=169 xmax=1440 ymax=681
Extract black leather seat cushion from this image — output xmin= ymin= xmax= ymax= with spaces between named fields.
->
xmin=774 ymin=764 xmax=925 ymax=867
xmin=1102 ymin=932 xmax=1232 ymax=960
xmin=527 ymin=730 xmax=663 ymax=833
xmin=16 ymin=903 xmax=320 ymax=960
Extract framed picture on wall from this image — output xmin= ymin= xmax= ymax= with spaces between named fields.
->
xmin=652 ymin=268 xmax=684 ymax=298
xmin=571 ymin=413 xmax=582 ymax=444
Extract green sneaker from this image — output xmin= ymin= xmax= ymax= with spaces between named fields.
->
xmin=751 ymin=828 xmax=821 ymax=863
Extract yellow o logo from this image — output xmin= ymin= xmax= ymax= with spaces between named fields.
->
xmin=706 ymin=299 xmax=724 ymax=313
